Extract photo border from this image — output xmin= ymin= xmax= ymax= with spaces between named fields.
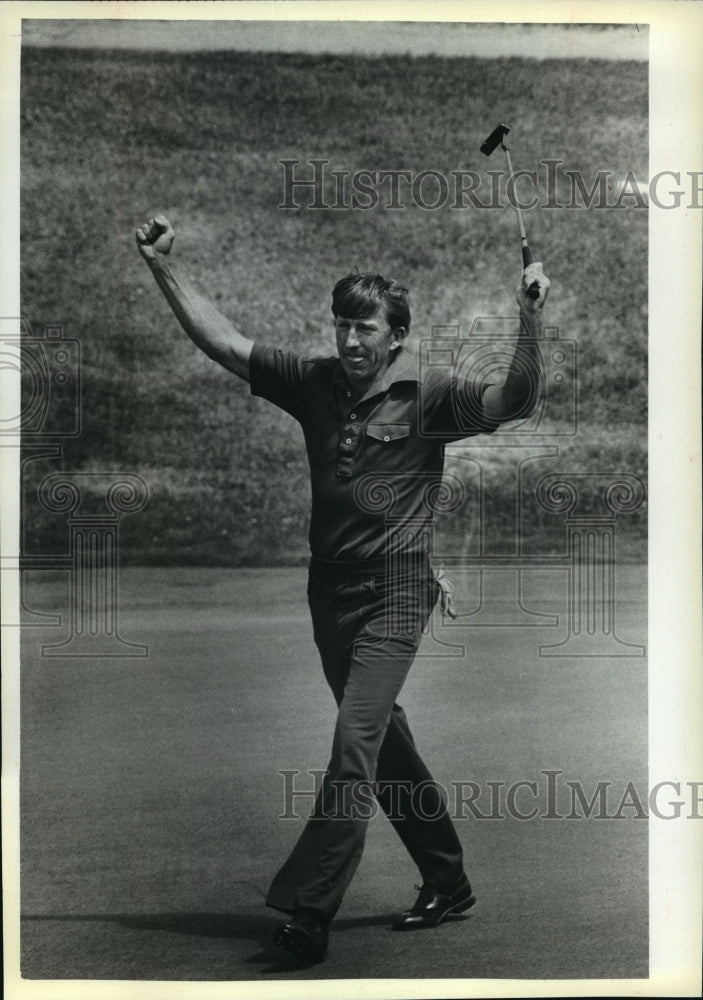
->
xmin=2 ymin=2 xmax=701 ymax=998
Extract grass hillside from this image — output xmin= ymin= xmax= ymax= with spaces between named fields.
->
xmin=20 ymin=48 xmax=647 ymax=564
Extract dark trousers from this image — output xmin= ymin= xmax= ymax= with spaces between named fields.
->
xmin=265 ymin=558 xmax=465 ymax=922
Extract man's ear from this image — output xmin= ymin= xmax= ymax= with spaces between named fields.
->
xmin=389 ymin=326 xmax=407 ymax=351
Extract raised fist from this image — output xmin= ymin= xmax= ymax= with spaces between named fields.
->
xmin=135 ymin=215 xmax=175 ymax=262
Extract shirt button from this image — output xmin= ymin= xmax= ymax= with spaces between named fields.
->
xmin=384 ymin=435 xmax=390 ymax=442
xmin=350 ymin=412 xmax=357 ymax=420
xmin=346 ymin=438 xmax=352 ymax=444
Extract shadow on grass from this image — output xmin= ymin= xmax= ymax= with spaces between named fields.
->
xmin=22 ymin=911 xmax=272 ymax=940
xmin=22 ymin=910 xmax=405 ymax=975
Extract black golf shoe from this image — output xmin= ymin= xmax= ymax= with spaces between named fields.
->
xmin=272 ymin=910 xmax=329 ymax=963
xmin=392 ymin=873 xmax=476 ymax=930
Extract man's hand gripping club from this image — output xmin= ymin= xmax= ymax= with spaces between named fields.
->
xmin=516 ymin=262 xmax=550 ymax=317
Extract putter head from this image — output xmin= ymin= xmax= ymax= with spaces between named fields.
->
xmin=480 ymin=123 xmax=510 ymax=156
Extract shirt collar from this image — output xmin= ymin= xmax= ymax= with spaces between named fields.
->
xmin=332 ymin=344 xmax=420 ymax=402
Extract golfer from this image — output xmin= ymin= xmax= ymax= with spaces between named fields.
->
xmin=136 ymin=215 xmax=550 ymax=963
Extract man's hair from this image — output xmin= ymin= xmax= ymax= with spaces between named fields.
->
xmin=331 ymin=273 xmax=410 ymax=332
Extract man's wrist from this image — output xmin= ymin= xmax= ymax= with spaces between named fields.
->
xmin=519 ymin=304 xmax=543 ymax=328
xmin=146 ymin=253 xmax=170 ymax=272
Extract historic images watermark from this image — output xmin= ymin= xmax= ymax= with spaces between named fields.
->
xmin=278 ymin=768 xmax=703 ymax=822
xmin=279 ymin=159 xmax=703 ymax=211
xmin=2 ymin=315 xmax=151 ymax=657
xmin=1 ymin=318 xmax=82 ymax=438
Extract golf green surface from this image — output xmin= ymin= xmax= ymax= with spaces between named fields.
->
xmin=19 ymin=565 xmax=647 ymax=982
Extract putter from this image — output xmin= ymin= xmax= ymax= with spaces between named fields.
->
xmin=480 ymin=123 xmax=541 ymax=299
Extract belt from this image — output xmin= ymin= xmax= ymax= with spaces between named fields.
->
xmin=309 ymin=553 xmax=432 ymax=579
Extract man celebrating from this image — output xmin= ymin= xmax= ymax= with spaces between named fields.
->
xmin=136 ymin=215 xmax=550 ymax=964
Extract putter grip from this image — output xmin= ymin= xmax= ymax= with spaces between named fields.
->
xmin=521 ymin=245 xmax=541 ymax=300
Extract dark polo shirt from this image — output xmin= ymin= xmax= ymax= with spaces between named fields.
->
xmin=249 ymin=342 xmax=498 ymax=564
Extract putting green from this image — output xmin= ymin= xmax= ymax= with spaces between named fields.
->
xmin=19 ymin=565 xmax=647 ymax=981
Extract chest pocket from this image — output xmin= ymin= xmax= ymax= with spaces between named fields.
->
xmin=366 ymin=422 xmax=410 ymax=443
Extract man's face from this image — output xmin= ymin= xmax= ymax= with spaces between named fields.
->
xmin=334 ymin=307 xmax=404 ymax=390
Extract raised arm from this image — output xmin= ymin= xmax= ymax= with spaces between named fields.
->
xmin=482 ymin=262 xmax=551 ymax=423
xmin=135 ymin=215 xmax=254 ymax=381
